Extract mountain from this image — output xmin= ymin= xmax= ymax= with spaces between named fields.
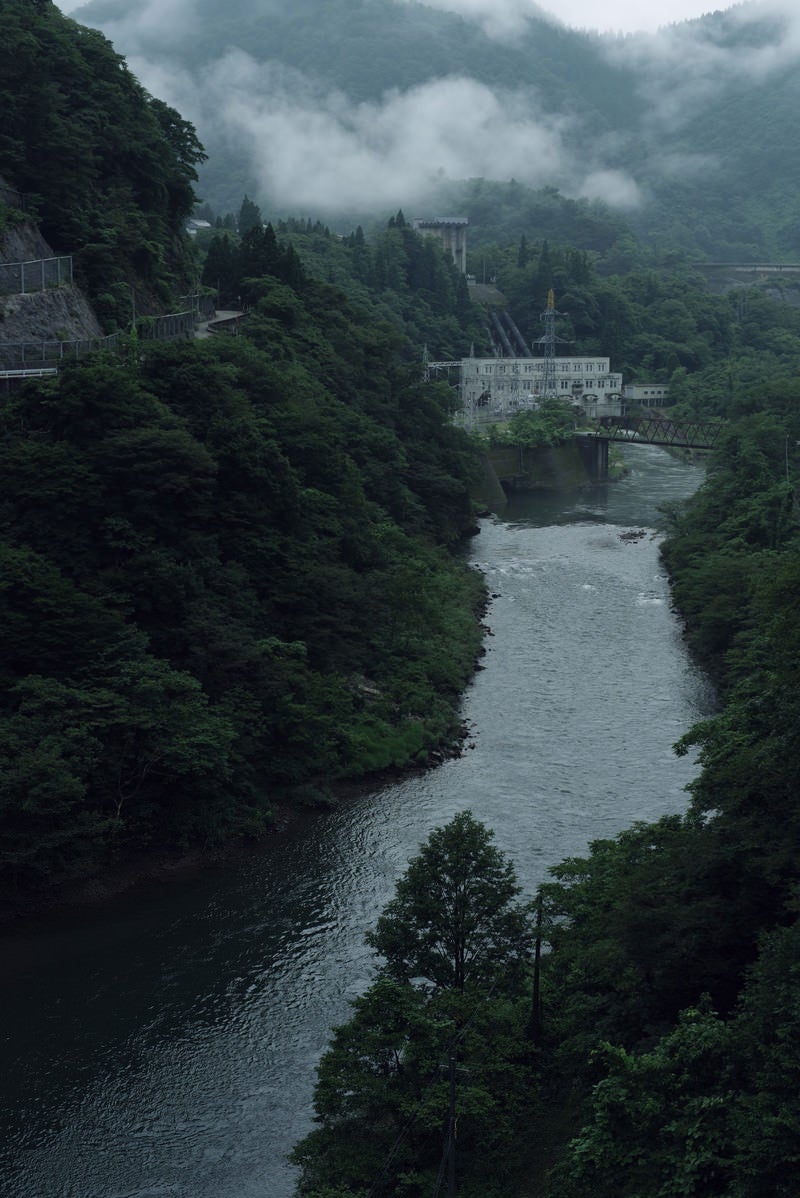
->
xmin=0 ymin=2 xmax=487 ymax=907
xmin=0 ymin=0 xmax=203 ymax=322
xmin=64 ymin=0 xmax=800 ymax=258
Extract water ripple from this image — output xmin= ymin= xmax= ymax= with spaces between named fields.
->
xmin=0 ymin=446 xmax=711 ymax=1198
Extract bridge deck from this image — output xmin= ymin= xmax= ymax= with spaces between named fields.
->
xmin=589 ymin=416 xmax=723 ymax=451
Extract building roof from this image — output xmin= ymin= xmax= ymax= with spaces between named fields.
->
xmin=413 ymin=217 xmax=468 ymax=227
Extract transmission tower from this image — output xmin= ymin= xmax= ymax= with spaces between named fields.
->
xmin=535 ymin=288 xmax=569 ymax=399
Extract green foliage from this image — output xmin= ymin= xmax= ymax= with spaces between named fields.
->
xmin=0 ymin=241 xmax=485 ymax=902
xmin=489 ymin=400 xmax=576 ymax=450
xmin=368 ymin=811 xmax=534 ymax=993
xmin=205 ymin=216 xmax=488 ymax=362
xmin=661 ymin=411 xmax=800 ymax=673
xmin=237 ymin=193 xmax=262 ymax=235
xmin=521 ymin=403 xmax=800 ymax=1195
xmin=0 ymin=0 xmax=204 ymax=310
xmin=555 ymin=1004 xmax=738 ymax=1198
xmin=553 ymin=917 xmax=800 ymax=1198
xmin=291 ymin=815 xmax=536 ymax=1197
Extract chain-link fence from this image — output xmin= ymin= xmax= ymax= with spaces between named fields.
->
xmin=0 ymin=332 xmax=123 ymax=369
xmin=0 ymin=256 xmax=73 ymax=295
xmin=0 ymin=309 xmax=197 ymax=369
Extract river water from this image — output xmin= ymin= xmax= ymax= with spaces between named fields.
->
xmin=0 ymin=445 xmax=711 ymax=1198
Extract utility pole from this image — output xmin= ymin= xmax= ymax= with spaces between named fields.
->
xmin=447 ymin=1053 xmax=457 ymax=1198
xmin=530 ymin=894 xmax=543 ymax=1045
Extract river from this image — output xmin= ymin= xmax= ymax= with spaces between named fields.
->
xmin=0 ymin=444 xmax=712 ymax=1198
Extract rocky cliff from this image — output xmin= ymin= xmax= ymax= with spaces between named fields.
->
xmin=0 ymin=221 xmax=103 ymax=345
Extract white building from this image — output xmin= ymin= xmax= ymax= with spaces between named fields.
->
xmin=460 ymin=355 xmax=624 ymax=423
xmin=623 ymin=383 xmax=670 ymax=407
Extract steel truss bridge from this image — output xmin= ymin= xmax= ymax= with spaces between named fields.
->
xmin=589 ymin=416 xmax=724 ymax=451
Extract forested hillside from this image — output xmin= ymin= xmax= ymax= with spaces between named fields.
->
xmin=477 ymin=229 xmax=800 ymax=403
xmin=289 ymin=402 xmax=800 ymax=1197
xmin=68 ymin=0 xmax=800 ymax=259
xmin=199 ymin=193 xmax=800 ymax=407
xmin=0 ymin=0 xmax=202 ymax=323
xmin=202 ymin=208 xmax=488 ymax=361
xmin=0 ymin=7 xmax=486 ymax=910
xmin=0 ymin=255 xmax=485 ymax=908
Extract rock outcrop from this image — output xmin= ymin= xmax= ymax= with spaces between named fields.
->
xmin=0 ymin=220 xmax=103 ymax=345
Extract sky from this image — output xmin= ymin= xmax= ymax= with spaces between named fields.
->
xmin=399 ymin=0 xmax=739 ymax=35
xmin=549 ymin=0 xmax=736 ymax=32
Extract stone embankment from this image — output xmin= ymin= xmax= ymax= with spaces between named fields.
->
xmin=1 ymin=282 xmax=103 ymax=345
xmin=0 ymin=222 xmax=102 ymax=345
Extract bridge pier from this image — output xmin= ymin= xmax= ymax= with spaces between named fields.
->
xmin=578 ymin=435 xmax=609 ymax=483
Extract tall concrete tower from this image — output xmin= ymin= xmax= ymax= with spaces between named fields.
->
xmin=413 ymin=217 xmax=468 ymax=273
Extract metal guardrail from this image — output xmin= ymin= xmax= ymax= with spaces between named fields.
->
xmin=0 ymin=367 xmax=58 ymax=377
xmin=0 ymin=367 xmax=58 ymax=394
xmin=205 ymin=312 xmax=242 ymax=334
xmin=0 ymin=309 xmax=197 ymax=370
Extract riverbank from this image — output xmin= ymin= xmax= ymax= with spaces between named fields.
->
xmin=0 ymin=446 xmax=709 ymax=1198
xmin=0 ymin=710 xmax=480 ymax=933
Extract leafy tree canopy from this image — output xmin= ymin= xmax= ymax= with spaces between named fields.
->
xmin=368 ymin=810 xmax=534 ymax=994
xmin=0 ymin=0 xmax=204 ymax=313
xmin=292 ymin=814 xmax=536 ymax=1197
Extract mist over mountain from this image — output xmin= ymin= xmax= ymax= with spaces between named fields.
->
xmin=65 ymin=0 xmax=800 ymax=255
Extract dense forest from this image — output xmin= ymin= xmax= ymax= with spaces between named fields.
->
xmin=201 ymin=206 xmax=487 ymax=363
xmin=0 ymin=0 xmax=203 ymax=325
xmin=290 ymin=397 xmax=800 ymax=1198
xmin=0 ymin=258 xmax=487 ymax=907
xmin=0 ymin=3 xmax=487 ymax=908
xmin=4 ymin=2 xmax=800 ymax=1194
xmin=196 ymin=192 xmax=800 ymax=414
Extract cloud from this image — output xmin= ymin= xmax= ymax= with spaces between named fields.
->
xmin=59 ymin=0 xmax=800 ymax=220
xmin=577 ymin=170 xmax=642 ymax=209
xmin=128 ymin=47 xmax=645 ymax=215
xmin=604 ymin=1 xmax=800 ymax=133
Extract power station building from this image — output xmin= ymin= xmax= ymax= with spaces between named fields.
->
xmin=460 ymin=355 xmax=624 ymax=420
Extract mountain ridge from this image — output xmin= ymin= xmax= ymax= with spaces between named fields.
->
xmin=63 ymin=0 xmax=800 ymax=257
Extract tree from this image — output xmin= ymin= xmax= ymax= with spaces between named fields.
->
xmin=238 ymin=193 xmax=262 ymax=235
xmin=368 ymin=810 xmax=534 ymax=993
xmin=291 ymin=814 xmax=536 ymax=1196
xmin=555 ymin=1004 xmax=738 ymax=1198
xmin=201 ymin=232 xmax=239 ymax=304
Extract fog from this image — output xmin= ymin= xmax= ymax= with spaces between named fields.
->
xmin=56 ymin=0 xmax=800 ymax=218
